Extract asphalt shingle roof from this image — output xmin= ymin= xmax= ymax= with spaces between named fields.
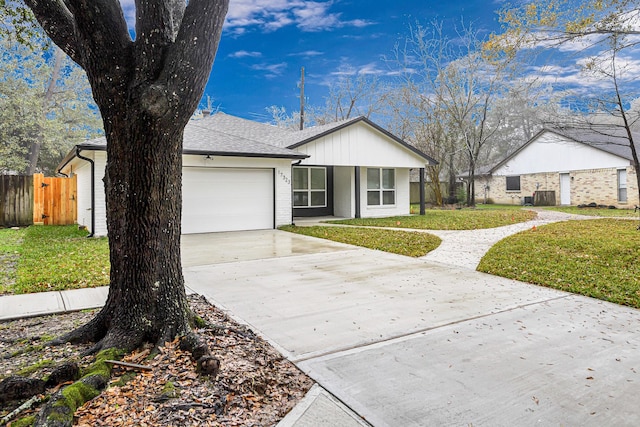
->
xmin=73 ymin=114 xmax=307 ymax=159
xmin=548 ymin=125 xmax=640 ymax=161
xmin=63 ymin=111 xmax=437 ymax=169
xmin=196 ymin=113 xmax=437 ymax=164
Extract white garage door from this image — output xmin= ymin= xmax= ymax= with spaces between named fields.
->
xmin=182 ymin=167 xmax=274 ymax=234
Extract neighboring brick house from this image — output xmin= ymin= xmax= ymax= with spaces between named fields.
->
xmin=475 ymin=126 xmax=639 ymax=208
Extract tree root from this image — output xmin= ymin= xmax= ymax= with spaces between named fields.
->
xmin=35 ymin=374 xmax=107 ymax=427
xmin=0 ymin=376 xmax=45 ymax=404
xmin=33 ymin=349 xmax=122 ymax=427
xmin=179 ymin=331 xmax=220 ymax=377
xmin=29 ymin=327 xmax=220 ymax=426
xmin=28 ymin=295 xmax=221 ymax=425
xmin=0 ymin=394 xmax=45 ymax=425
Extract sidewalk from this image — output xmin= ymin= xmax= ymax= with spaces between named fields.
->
xmin=0 ymin=286 xmax=108 ymax=322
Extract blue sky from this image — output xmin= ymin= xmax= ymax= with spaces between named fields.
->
xmin=115 ymin=0 xmax=640 ymax=122
xmin=206 ymin=0 xmax=505 ymax=121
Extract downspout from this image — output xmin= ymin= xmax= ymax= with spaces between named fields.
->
xmin=419 ymin=167 xmax=426 ymax=215
xmin=75 ymin=148 xmax=95 ymax=238
xmin=291 ymin=159 xmax=302 ymax=224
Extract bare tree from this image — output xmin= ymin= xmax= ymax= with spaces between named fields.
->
xmin=495 ymin=0 xmax=640 ymax=204
xmin=389 ymin=21 xmax=520 ymax=206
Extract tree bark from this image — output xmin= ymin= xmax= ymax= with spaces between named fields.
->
xmin=26 ymin=0 xmax=229 ymax=352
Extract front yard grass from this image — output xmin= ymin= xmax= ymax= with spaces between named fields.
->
xmin=543 ymin=206 xmax=639 ymax=218
xmin=0 ymin=227 xmax=26 ymax=292
xmin=0 ymin=225 xmax=110 ymax=295
xmin=280 ymin=225 xmax=441 ymax=257
xmin=478 ymin=219 xmax=640 ymax=309
xmin=328 ymin=206 xmax=536 ymax=230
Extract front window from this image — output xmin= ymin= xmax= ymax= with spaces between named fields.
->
xmin=506 ymin=176 xmax=521 ymax=191
xmin=367 ymin=168 xmax=395 ymax=206
xmin=293 ymin=167 xmax=326 ymax=207
xmin=618 ymin=169 xmax=627 ymax=202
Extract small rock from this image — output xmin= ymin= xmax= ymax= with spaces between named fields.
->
xmin=196 ymin=356 xmax=220 ymax=377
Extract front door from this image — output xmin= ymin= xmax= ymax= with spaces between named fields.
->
xmin=560 ymin=173 xmax=571 ymax=205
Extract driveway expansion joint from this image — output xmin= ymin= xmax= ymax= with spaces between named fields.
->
xmin=290 ymin=293 xmax=573 ymax=364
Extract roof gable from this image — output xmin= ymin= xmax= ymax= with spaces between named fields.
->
xmin=287 ymin=116 xmax=437 ymax=164
xmin=195 ymin=113 xmax=437 ymax=164
xmin=488 ymin=126 xmax=638 ymax=175
xmin=292 ymin=119 xmax=437 ymax=167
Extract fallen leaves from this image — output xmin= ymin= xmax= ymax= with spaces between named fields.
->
xmin=1 ymin=295 xmax=313 ymax=426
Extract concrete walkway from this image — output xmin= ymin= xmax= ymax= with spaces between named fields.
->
xmin=421 ymin=209 xmax=597 ymax=269
xmin=2 ymin=214 xmax=639 ymax=426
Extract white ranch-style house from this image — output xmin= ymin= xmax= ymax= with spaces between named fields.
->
xmin=58 ymin=113 xmax=437 ymax=236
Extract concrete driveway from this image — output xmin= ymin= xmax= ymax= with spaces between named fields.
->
xmin=182 ymin=230 xmax=640 ymax=426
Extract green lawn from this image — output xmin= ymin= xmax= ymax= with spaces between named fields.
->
xmin=0 ymin=225 xmax=110 ymax=295
xmin=478 ymin=219 xmax=640 ymax=309
xmin=543 ymin=206 xmax=639 ymax=218
xmin=0 ymin=227 xmax=26 ymax=292
xmin=280 ymin=225 xmax=441 ymax=257
xmin=329 ymin=206 xmax=537 ymax=230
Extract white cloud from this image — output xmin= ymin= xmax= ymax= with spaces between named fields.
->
xmin=117 ymin=1 xmax=372 ymax=36
xmin=288 ymin=50 xmax=324 ymax=57
xmin=229 ymin=50 xmax=263 ymax=58
xmin=225 ymin=0 xmax=374 ymax=34
xmin=251 ymin=62 xmax=288 ymax=78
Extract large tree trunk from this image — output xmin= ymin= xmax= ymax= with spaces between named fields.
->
xmin=64 ymin=110 xmax=189 ymax=351
xmin=26 ymin=0 xmax=229 ymax=352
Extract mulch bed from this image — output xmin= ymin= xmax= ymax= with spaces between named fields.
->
xmin=0 ymin=294 xmax=313 ymax=426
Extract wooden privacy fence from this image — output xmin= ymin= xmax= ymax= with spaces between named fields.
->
xmin=33 ymin=173 xmax=77 ymax=226
xmin=0 ymin=174 xmax=77 ymax=227
xmin=534 ymin=190 xmax=556 ymax=206
xmin=0 ymin=175 xmax=34 ymax=227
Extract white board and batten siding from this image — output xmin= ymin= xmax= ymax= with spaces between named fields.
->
xmin=296 ymin=121 xmax=429 ymax=168
xmin=294 ymin=121 xmax=426 ymax=218
xmin=494 ymin=132 xmax=629 ymax=176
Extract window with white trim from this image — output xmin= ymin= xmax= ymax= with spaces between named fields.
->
xmin=293 ymin=167 xmax=326 ymax=207
xmin=367 ymin=168 xmax=395 ymax=206
xmin=506 ymin=176 xmax=521 ymax=191
xmin=618 ymin=169 xmax=627 ymax=202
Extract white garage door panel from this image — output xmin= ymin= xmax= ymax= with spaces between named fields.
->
xmin=182 ymin=168 xmax=273 ymax=234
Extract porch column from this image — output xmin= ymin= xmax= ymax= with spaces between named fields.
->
xmin=354 ymin=166 xmax=361 ymax=218
xmin=419 ymin=167 xmax=426 ymax=215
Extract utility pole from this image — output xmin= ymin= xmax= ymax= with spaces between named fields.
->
xmin=300 ymin=67 xmax=305 ymax=130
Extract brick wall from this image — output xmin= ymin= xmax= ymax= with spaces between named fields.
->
xmin=478 ymin=166 xmax=638 ymax=208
